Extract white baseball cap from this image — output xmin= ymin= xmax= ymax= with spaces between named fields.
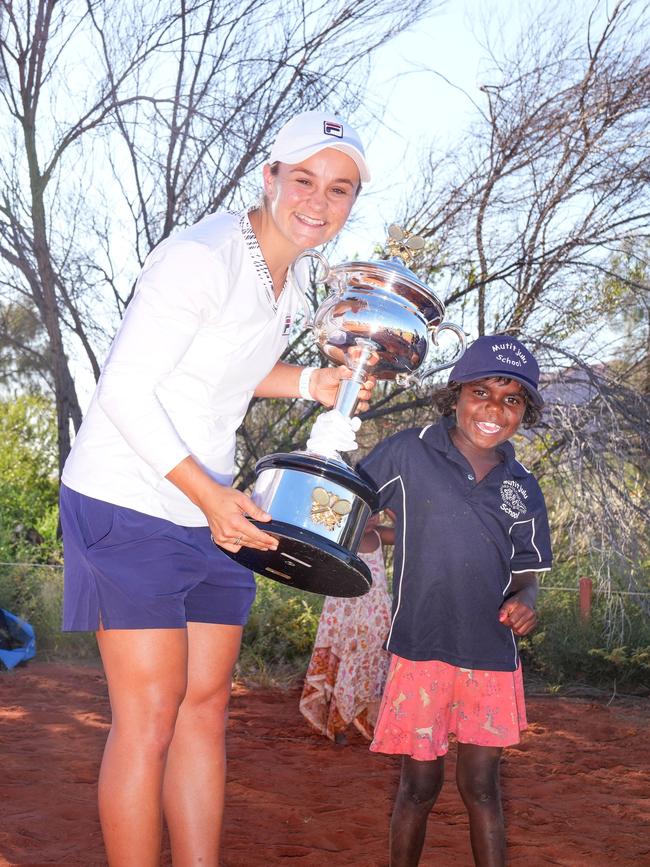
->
xmin=268 ymin=110 xmax=371 ymax=183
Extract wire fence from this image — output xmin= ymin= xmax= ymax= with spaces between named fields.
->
xmin=540 ymin=585 xmax=650 ymax=596
xmin=0 ymin=561 xmax=649 ymax=596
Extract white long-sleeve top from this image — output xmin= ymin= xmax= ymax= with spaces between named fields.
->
xmin=62 ymin=210 xmax=306 ymax=525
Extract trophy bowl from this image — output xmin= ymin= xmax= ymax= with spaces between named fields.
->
xmin=225 ymin=231 xmax=466 ymax=597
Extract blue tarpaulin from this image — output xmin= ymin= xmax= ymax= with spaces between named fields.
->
xmin=0 ymin=608 xmax=36 ymax=670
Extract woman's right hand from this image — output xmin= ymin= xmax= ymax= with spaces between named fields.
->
xmin=199 ymin=485 xmax=278 ymax=553
xmin=165 ymin=456 xmax=277 ymax=553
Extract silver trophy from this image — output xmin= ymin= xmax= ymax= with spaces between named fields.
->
xmin=228 ymin=226 xmax=466 ymax=597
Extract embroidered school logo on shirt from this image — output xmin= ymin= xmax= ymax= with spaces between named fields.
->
xmin=500 ymin=480 xmax=528 ymax=519
xmin=323 ymin=120 xmax=343 ymax=138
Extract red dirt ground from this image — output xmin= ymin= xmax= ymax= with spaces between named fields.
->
xmin=0 ymin=662 xmax=648 ymax=866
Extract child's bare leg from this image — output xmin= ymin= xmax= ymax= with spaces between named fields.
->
xmin=456 ymin=743 xmax=505 ymax=867
xmin=390 ymin=755 xmax=444 ymax=867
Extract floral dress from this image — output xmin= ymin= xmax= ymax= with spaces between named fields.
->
xmin=299 ymin=532 xmax=392 ymax=740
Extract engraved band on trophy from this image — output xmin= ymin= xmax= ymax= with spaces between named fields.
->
xmin=225 ymin=225 xmax=467 ymax=597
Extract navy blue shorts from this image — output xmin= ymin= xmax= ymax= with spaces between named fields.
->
xmin=60 ymin=485 xmax=256 ymax=631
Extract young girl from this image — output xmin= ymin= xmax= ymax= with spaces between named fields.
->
xmin=357 ymin=335 xmax=552 ymax=867
xmin=59 ymin=110 xmax=375 ymax=866
xmin=299 ymin=511 xmax=394 ymax=744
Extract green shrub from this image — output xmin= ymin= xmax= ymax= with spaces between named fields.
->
xmin=239 ymin=577 xmax=323 ymax=677
xmin=519 ymin=585 xmax=650 ymax=691
xmin=584 ymin=646 xmax=650 ymax=688
xmin=0 ymin=563 xmax=97 ymax=662
xmin=0 ymin=394 xmax=61 ymax=564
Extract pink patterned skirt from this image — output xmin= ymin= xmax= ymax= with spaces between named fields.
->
xmin=299 ymin=540 xmax=391 ymax=741
xmin=370 ymin=655 xmax=527 ymax=760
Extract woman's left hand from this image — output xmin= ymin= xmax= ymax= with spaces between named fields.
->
xmin=310 ymin=366 xmax=376 ymax=412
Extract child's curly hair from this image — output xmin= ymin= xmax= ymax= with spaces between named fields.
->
xmin=431 ymin=377 xmax=542 ymax=429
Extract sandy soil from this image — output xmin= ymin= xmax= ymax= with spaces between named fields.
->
xmin=0 ymin=662 xmax=648 ymax=866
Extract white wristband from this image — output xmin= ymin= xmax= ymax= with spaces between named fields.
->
xmin=298 ymin=366 xmax=317 ymax=400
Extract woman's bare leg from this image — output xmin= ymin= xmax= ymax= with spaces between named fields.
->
xmin=162 ymin=622 xmax=243 ymax=867
xmin=456 ymin=743 xmax=505 ymax=867
xmin=96 ymin=626 xmax=188 ymax=867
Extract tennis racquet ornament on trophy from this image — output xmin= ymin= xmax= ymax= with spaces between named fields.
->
xmin=228 ymin=226 xmax=466 ymax=597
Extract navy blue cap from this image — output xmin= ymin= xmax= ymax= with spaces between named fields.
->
xmin=448 ymin=335 xmax=543 ymax=406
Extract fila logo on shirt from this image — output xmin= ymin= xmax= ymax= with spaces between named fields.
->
xmin=323 ymin=120 xmax=343 ymax=138
xmin=500 ymin=480 xmax=528 ymax=519
xmin=282 ymin=314 xmax=293 ymax=336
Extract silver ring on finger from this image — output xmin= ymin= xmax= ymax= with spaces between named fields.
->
xmin=233 ymin=536 xmax=242 ymax=546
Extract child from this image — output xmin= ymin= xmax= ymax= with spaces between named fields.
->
xmin=299 ymin=512 xmax=394 ymax=744
xmin=357 ymin=335 xmax=552 ymax=867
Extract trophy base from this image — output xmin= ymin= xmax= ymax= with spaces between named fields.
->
xmin=225 ymin=519 xmax=372 ymax=597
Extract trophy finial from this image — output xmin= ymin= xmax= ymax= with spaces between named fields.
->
xmin=385 ymin=224 xmax=425 ymax=267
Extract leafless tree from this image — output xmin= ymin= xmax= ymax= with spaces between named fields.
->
xmin=238 ymin=1 xmax=650 ymax=489
xmin=526 ymin=345 xmax=649 ymax=630
xmin=2 ymin=0 xmax=647 ymax=620
xmin=321 ymin=0 xmax=650 ymax=623
xmin=0 ymin=0 xmax=442 ymax=474
xmin=396 ymin=0 xmax=650 ymax=342
xmin=0 ymin=302 xmax=50 ymax=392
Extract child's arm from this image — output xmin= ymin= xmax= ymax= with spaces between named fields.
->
xmin=377 ymin=525 xmax=395 ymax=547
xmin=498 ymin=571 xmax=538 ymax=636
xmin=377 ymin=509 xmax=396 ymax=546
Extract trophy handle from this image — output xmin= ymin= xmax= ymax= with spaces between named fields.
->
xmin=289 ymin=249 xmax=332 ymax=326
xmin=410 ymin=321 xmax=467 ymax=385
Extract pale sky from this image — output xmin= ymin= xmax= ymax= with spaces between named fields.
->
xmin=337 ymin=0 xmax=517 ymax=259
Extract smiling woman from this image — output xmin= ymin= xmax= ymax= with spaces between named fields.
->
xmin=57 ymin=109 xmax=375 ymax=867
xmin=255 ymin=151 xmax=361 ymax=259
xmin=249 ymin=111 xmax=368 ymax=278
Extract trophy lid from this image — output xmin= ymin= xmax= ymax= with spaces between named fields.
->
xmin=329 ymin=224 xmax=444 ymax=314
xmin=329 ymin=258 xmax=445 ymax=319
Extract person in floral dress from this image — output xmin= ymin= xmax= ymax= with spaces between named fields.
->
xmin=299 ymin=513 xmax=394 ymax=744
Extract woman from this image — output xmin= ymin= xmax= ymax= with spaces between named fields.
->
xmin=60 ymin=110 xmax=373 ymax=866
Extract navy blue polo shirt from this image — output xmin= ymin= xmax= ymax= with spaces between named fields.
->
xmin=357 ymin=417 xmax=552 ymax=671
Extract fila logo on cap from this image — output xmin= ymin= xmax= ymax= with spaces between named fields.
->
xmin=323 ymin=120 xmax=343 ymax=138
